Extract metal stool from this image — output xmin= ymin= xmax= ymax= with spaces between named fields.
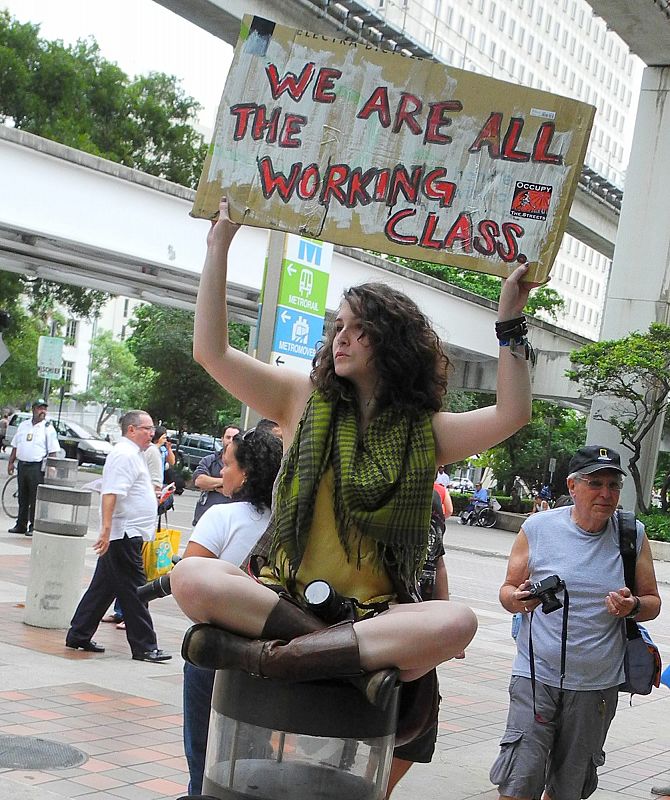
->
xmin=188 ymin=668 xmax=400 ymax=800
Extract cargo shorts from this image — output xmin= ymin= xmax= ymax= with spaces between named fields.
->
xmin=490 ymin=676 xmax=618 ymax=800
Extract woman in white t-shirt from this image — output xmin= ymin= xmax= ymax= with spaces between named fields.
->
xmin=183 ymin=426 xmax=282 ymax=796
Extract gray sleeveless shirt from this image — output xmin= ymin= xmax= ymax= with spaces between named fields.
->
xmin=512 ymin=506 xmax=643 ymax=691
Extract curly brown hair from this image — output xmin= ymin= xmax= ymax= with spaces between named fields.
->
xmin=311 ymin=283 xmax=449 ymax=413
xmin=228 ymin=430 xmax=283 ymax=512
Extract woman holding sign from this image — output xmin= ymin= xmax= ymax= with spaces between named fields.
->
xmin=171 ymin=199 xmax=537 ymax=789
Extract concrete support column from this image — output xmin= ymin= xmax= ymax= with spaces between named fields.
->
xmin=24 ymin=531 xmax=87 ymax=629
xmin=587 ymin=66 xmax=670 ymax=511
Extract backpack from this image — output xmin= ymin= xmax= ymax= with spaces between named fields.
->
xmin=617 ymin=510 xmax=662 ymax=696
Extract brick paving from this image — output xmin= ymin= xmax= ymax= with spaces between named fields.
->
xmin=0 ymin=459 xmax=669 ymax=799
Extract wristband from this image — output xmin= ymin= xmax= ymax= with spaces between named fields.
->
xmin=495 ymin=316 xmax=535 ymax=364
xmin=625 ymin=596 xmax=641 ymax=619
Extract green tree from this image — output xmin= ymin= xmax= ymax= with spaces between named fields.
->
xmin=127 ymin=305 xmax=249 ymax=435
xmin=387 ymin=256 xmax=565 ymax=320
xmin=0 ymin=11 xmax=207 ymax=186
xmin=566 ymin=323 xmax=670 ymax=513
xmin=0 ymin=302 xmax=45 ymax=407
xmin=475 ymin=399 xmax=587 ymax=495
xmin=75 ymin=331 xmax=146 ymax=433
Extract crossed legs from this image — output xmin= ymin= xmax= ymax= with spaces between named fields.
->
xmin=170 ymin=557 xmax=478 ymax=679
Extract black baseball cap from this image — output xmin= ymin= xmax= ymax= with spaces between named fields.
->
xmin=31 ymin=398 xmax=48 ymax=408
xmin=568 ymin=445 xmax=626 ymax=476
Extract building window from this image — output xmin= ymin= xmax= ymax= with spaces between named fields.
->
xmin=62 ymin=361 xmax=74 ymax=390
xmin=123 ymin=298 xmax=130 ymax=318
xmin=65 ymin=319 xmax=78 ymax=346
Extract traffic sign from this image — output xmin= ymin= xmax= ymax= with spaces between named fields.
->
xmin=269 ymin=234 xmax=333 ymax=374
xmin=37 ymin=336 xmax=64 ymax=369
xmin=38 ymin=365 xmax=62 ymax=379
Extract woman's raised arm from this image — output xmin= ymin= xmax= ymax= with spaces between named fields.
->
xmin=432 ymin=263 xmax=538 ymax=465
xmin=194 ymin=200 xmax=313 ymax=437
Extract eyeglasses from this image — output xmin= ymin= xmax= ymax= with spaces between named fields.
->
xmin=576 ymin=476 xmax=623 ymax=491
xmin=136 ymin=425 xmax=156 ymax=432
xmin=242 ymin=427 xmax=256 ymax=441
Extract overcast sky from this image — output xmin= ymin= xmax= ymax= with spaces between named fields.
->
xmin=2 ymin=0 xmax=234 ymax=135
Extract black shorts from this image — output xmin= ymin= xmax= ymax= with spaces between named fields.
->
xmin=393 ymin=712 xmax=438 ymax=763
xmin=392 ymin=670 xmax=440 ymax=763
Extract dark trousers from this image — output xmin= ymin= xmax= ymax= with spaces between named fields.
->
xmin=183 ymin=662 xmax=215 ymax=794
xmin=16 ymin=461 xmax=43 ymax=529
xmin=68 ymin=535 xmax=158 ymax=657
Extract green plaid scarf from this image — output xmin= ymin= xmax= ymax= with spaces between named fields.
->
xmin=267 ymin=390 xmax=435 ymax=591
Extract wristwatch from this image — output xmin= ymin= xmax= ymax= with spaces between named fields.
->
xmin=625 ymin=596 xmax=641 ymax=619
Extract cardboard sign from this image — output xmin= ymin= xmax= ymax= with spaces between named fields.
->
xmin=193 ymin=15 xmax=595 ymax=282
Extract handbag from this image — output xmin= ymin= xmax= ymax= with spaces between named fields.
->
xmin=617 ymin=510 xmax=662 ymax=696
xmin=142 ymin=511 xmax=181 ymax=582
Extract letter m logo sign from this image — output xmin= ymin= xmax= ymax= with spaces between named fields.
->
xmin=298 ymin=239 xmax=322 ymax=267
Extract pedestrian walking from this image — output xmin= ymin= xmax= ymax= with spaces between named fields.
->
xmin=65 ymin=410 xmax=171 ymax=663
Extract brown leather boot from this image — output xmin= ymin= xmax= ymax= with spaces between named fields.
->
xmin=260 ymin=595 xmax=324 ymax=639
xmin=182 ymin=622 xmax=398 ymax=708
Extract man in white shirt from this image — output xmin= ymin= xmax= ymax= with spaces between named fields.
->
xmin=7 ymin=399 xmax=60 ymax=535
xmin=65 ymin=410 xmax=171 ymax=663
xmin=435 ymin=465 xmax=451 ymax=488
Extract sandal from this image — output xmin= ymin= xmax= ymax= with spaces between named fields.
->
xmin=116 ymin=621 xmax=126 ymax=630
xmin=102 ymin=614 xmax=122 ymax=624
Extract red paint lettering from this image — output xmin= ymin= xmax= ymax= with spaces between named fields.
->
xmin=419 ymin=214 xmax=443 ymax=249
xmin=357 ymin=87 xmax=391 ymax=128
xmin=501 ymin=118 xmax=531 ymax=162
xmin=251 ymin=106 xmax=281 ymax=143
xmin=373 ymin=169 xmax=390 ymax=201
xmin=444 ymin=213 xmax=473 ymax=253
xmin=384 ymin=208 xmax=418 ymax=245
xmin=533 ymin=122 xmax=563 ymax=165
xmin=347 ymin=167 xmax=378 ymax=207
xmin=497 ymin=222 xmax=525 ymax=262
xmin=424 ymin=101 xmax=463 ymax=144
xmin=257 ymin=157 xmax=301 ymax=202
xmin=468 ymin=112 xmax=502 ymax=158
xmin=278 ymin=114 xmax=307 ymax=148
xmin=388 ymin=165 xmax=422 ymax=205
xmin=473 ymin=220 xmax=500 ymax=256
xmin=313 ymin=68 xmax=342 ymax=103
xmin=265 ymin=62 xmax=316 ymax=101
xmin=230 ymin=104 xmax=257 ymax=140
xmin=320 ymin=164 xmax=351 ymax=205
xmin=392 ymin=93 xmax=423 ymax=135
xmin=422 ymin=168 xmax=456 ymax=208
xmin=297 ymin=163 xmax=320 ymax=199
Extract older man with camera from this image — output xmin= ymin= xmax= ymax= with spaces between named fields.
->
xmin=490 ymin=445 xmax=661 ymax=800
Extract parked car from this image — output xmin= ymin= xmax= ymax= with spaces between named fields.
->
xmin=175 ymin=433 xmax=222 ymax=470
xmin=5 ymin=412 xmax=113 ymax=466
xmin=450 ymin=478 xmax=475 ymax=493
xmin=52 ymin=419 xmax=113 ymax=465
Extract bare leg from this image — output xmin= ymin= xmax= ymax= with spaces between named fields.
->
xmin=385 ymin=758 xmax=412 ymax=798
xmin=173 ymin=561 xmax=478 ymax=678
xmin=354 ymin=601 xmax=477 ymax=681
xmin=170 ymin=557 xmax=279 ymax=637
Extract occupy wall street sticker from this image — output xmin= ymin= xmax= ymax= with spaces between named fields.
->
xmin=510 ymin=182 xmax=553 ymax=221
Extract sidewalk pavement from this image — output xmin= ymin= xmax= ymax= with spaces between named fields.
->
xmin=0 ymin=459 xmax=669 ymax=800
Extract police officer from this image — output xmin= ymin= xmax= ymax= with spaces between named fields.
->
xmin=7 ymin=399 xmax=59 ymax=535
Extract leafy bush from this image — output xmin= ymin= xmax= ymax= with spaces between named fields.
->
xmin=638 ymin=511 xmax=670 ymax=542
xmin=448 ymin=492 xmax=533 ymax=515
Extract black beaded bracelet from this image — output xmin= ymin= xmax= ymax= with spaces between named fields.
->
xmin=495 ymin=316 xmax=536 ymax=364
xmin=495 ymin=316 xmax=528 ymax=342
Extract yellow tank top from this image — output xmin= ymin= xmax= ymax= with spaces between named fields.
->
xmin=260 ymin=466 xmax=394 ymax=608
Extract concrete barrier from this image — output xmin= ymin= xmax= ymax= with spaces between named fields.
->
xmin=496 ymin=511 xmax=528 ymax=533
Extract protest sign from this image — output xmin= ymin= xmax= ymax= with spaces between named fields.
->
xmin=192 ymin=15 xmax=595 ymax=282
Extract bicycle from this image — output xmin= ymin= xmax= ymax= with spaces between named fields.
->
xmin=459 ymin=499 xmax=497 ymax=528
xmin=2 ymin=473 xmax=19 ymax=520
